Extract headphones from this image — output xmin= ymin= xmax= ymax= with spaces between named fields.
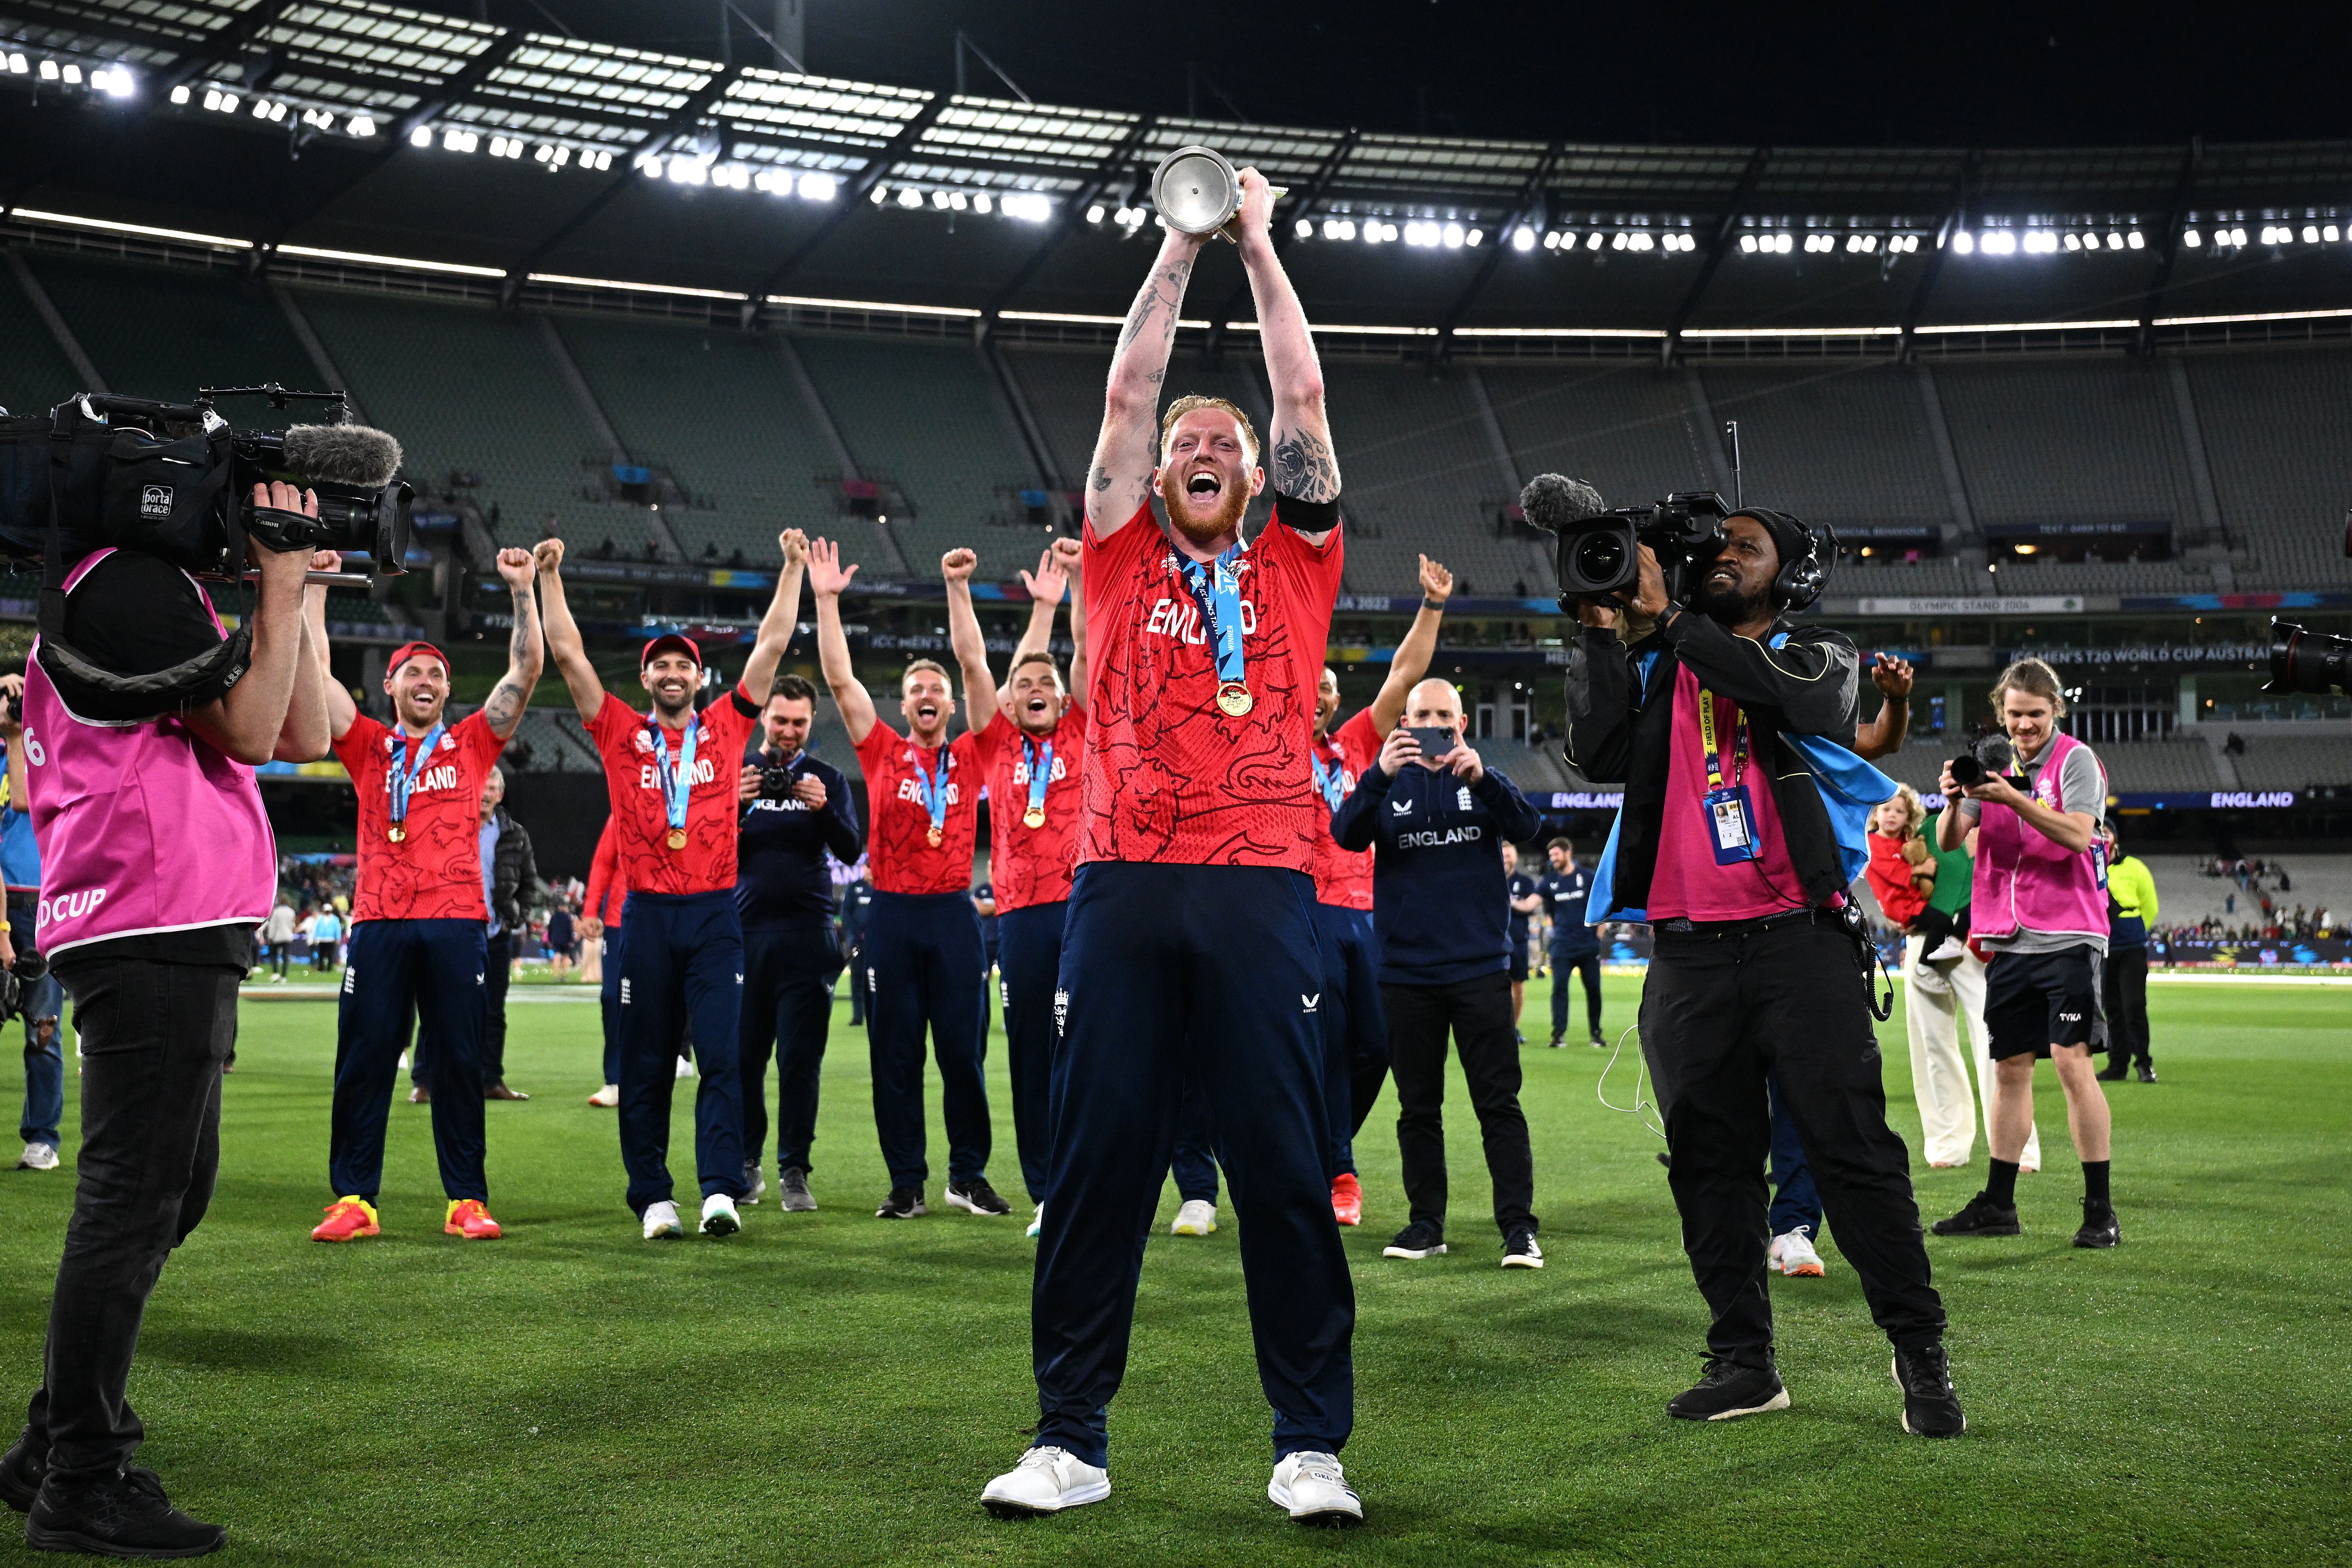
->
xmin=1728 ymin=508 xmax=1835 ymax=613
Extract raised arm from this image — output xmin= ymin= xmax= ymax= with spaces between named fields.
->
xmin=808 ymin=537 xmax=877 ymax=744
xmin=303 ymin=552 xmax=360 ymax=741
xmin=1 ymin=675 xmax=30 ymax=812
xmin=532 ymin=538 xmax=606 ymax=723
xmin=1012 ymin=544 xmax=1068 ymax=666
xmin=480 ymin=547 xmax=546 ymax=741
xmin=1367 ymin=554 xmax=1455 ymax=735
xmin=277 ymin=574 xmax=334 ymax=763
xmin=740 ymin=528 xmax=807 ymax=705
xmin=1854 ymin=654 xmax=1913 ymax=763
xmin=1236 ymin=169 xmax=1339 ymax=533
xmin=942 ymin=547 xmax=999 ymax=726
xmin=1088 ymin=229 xmax=1205 ymax=537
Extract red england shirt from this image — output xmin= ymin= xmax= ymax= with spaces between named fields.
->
xmin=1078 ymin=504 xmax=1344 ymax=871
xmin=972 ymin=702 xmax=1089 ymax=912
xmin=586 ymin=687 xmax=762 ymax=898
xmin=336 ymin=709 xmax=508 ymax=923
xmin=855 ymin=720 xmax=985 ymax=896
xmin=1309 ymin=707 xmax=1381 ymax=910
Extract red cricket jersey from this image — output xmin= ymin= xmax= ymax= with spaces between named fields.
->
xmin=1078 ymin=503 xmax=1344 ymax=871
xmin=973 ymin=702 xmax=1089 ymax=912
xmin=583 ymin=818 xmax=625 ymax=930
xmin=336 ymin=708 xmax=507 ymax=923
xmin=586 ymin=687 xmax=761 ymax=898
xmin=855 ymin=720 xmax=985 ymax=896
xmin=1309 ymin=707 xmax=1381 ymax=910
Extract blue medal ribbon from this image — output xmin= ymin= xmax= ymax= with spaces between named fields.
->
xmin=1022 ymin=737 xmax=1054 ymax=824
xmin=1311 ymin=745 xmax=1345 ymax=813
xmin=912 ymin=745 xmax=950 ymax=841
xmin=647 ymin=715 xmax=700 ymax=840
xmin=387 ymin=722 xmax=447 ymax=833
xmin=1178 ymin=540 xmax=1250 ymax=709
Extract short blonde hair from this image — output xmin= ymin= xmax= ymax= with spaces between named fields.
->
xmin=1990 ymin=656 xmax=2068 ymax=718
xmin=1883 ymin=782 xmax=1926 ymax=836
xmin=1159 ymin=395 xmax=1260 ymax=468
xmin=901 ymin=658 xmax=950 ymax=692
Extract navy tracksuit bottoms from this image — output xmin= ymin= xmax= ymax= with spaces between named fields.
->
xmin=331 ymin=919 xmax=488 ymax=1202
xmin=1169 ymin=1070 xmax=1219 ymax=1204
xmin=996 ymin=901 xmax=1067 ymax=1204
xmin=865 ymin=890 xmax=991 ymax=1189
xmin=616 ymin=890 xmax=746 ymax=1216
xmin=1034 ymin=862 xmax=1353 ymax=1468
xmin=600 ymin=924 xmax=625 ymax=1085
xmin=1309 ymin=902 xmax=1389 ymax=1180
xmin=739 ymin=921 xmax=844 ymax=1178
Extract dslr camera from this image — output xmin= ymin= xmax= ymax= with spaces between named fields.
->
xmin=756 ymin=750 xmax=804 ymax=803
xmin=1519 ymin=474 xmax=1730 ymax=610
xmin=1947 ymin=732 xmax=2026 ymax=791
xmin=0 ymin=951 xmax=49 ymax=1024
xmin=2264 ymin=620 xmax=2349 ymax=698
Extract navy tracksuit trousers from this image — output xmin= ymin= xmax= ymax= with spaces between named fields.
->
xmin=1169 ymin=1070 xmax=1219 ymax=1204
xmin=996 ymin=901 xmax=1067 ymax=1204
xmin=330 ymin=919 xmax=488 ymax=1202
xmin=600 ymin=924 xmax=625 ymax=1085
xmin=1034 ymin=862 xmax=1353 ymax=1468
xmin=739 ymin=922 xmax=844 ymax=1178
xmin=1768 ymin=1076 xmax=1823 ymax=1239
xmin=616 ymin=890 xmax=746 ymax=1215
xmin=1309 ymin=902 xmax=1389 ymax=1180
xmin=1550 ymin=944 xmax=1604 ymax=1041
xmin=865 ymin=890 xmax=991 ymax=1189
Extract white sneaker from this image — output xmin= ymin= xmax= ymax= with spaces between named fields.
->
xmin=587 ymin=1083 xmax=620 ymax=1108
xmin=1268 ymin=1451 xmax=1361 ymax=1527
xmin=1769 ymin=1226 xmax=1826 ymax=1277
xmin=1170 ymin=1198 xmax=1217 ymax=1236
xmin=980 ymin=1446 xmax=1110 ymax=1517
xmin=641 ymin=1200 xmax=684 ymax=1240
xmin=675 ymin=1056 xmax=696 ymax=1079
xmin=700 ymin=1193 xmax=741 ymax=1237
xmin=1026 ymin=1204 xmax=1043 ymax=1239
xmin=17 ymin=1142 xmax=59 ymax=1171
xmin=397 ymin=1050 xmax=410 ymax=1071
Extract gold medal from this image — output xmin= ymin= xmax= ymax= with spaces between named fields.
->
xmin=1023 ymin=805 xmax=1047 ymax=830
xmin=1216 ymin=681 xmax=1254 ymax=717
xmin=667 ymin=827 xmax=688 ymax=850
xmin=926 ymin=825 xmax=944 ymax=847
xmin=387 ymin=824 xmax=405 ymax=844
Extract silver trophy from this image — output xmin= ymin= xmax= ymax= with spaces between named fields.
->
xmin=1150 ymin=145 xmax=1286 ymax=243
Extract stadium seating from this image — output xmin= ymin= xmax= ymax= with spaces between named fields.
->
xmin=20 ymin=250 xmax=317 ymax=417
xmin=0 ymin=262 xmax=77 ymax=417
xmin=2137 ymin=854 xmax=2352 ymax=933
xmin=2228 ymin=734 xmax=2352 ymax=792
xmin=2187 ymin=346 xmax=2352 ymax=587
xmin=1696 ymin=362 xmax=1952 ymax=543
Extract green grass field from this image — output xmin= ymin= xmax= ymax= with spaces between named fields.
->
xmin=1 ymin=976 xmax=2347 ymax=1566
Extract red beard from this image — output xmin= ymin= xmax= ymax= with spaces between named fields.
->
xmin=1159 ymin=467 xmax=1250 ymax=547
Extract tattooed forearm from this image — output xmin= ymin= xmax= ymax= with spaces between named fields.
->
xmin=483 ymin=587 xmax=538 ymax=735
xmin=1091 ymin=464 xmax=1113 ymax=491
xmin=1270 ymin=426 xmax=1341 ymax=503
xmin=1114 ymin=259 xmax=1193 ymax=358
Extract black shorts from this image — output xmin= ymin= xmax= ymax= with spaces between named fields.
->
xmin=1509 ymin=942 xmax=1531 ymax=982
xmin=1984 ymin=944 xmax=2106 ymax=1059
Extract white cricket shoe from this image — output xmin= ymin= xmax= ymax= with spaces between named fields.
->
xmin=641 ymin=1200 xmax=684 ymax=1240
xmin=1026 ymin=1204 xmax=1043 ymax=1239
xmin=700 ymin=1193 xmax=741 ymax=1237
xmin=1769 ymin=1226 xmax=1826 ymax=1277
xmin=17 ymin=1142 xmax=59 ymax=1171
xmin=674 ymin=1056 xmax=697 ymax=1079
xmin=1170 ymin=1198 xmax=1217 ymax=1236
xmin=587 ymin=1083 xmax=620 ymax=1108
xmin=1268 ymin=1451 xmax=1361 ymax=1527
xmin=980 ymin=1446 xmax=1110 ymax=1518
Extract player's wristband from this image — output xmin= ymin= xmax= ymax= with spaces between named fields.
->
xmin=1272 ymin=491 xmax=1341 ymax=533
xmin=1421 ymin=597 xmax=1445 ymax=612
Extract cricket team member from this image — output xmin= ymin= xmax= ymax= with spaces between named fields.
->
xmin=983 ymin=167 xmax=1363 ymax=1527
xmin=1504 ymin=841 xmax=1538 ymax=1036
xmin=1308 ymin=555 xmax=1452 ymax=1227
xmin=1537 ymin=839 xmax=1605 ymax=1048
xmin=536 ymin=532 xmax=801 ymax=1240
xmin=808 ymin=540 xmax=1009 ymax=1221
xmin=735 ymin=673 xmax=861 ymax=1212
xmin=970 ymin=539 xmax=1089 ymax=1231
xmin=582 ymin=819 xmax=625 ymax=1106
xmin=307 ymin=548 xmax=544 ymax=1243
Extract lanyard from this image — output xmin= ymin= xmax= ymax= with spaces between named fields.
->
xmin=1178 ymin=540 xmax=1251 ymax=713
xmin=1311 ymin=743 xmax=1345 ymax=812
xmin=1696 ymin=688 xmax=1748 ymax=792
xmin=1021 ymin=737 xmax=1054 ymax=824
xmin=388 ymin=722 xmax=447 ymax=826
xmin=912 ymin=745 xmax=950 ymax=839
xmin=646 ymin=716 xmax=699 ymax=834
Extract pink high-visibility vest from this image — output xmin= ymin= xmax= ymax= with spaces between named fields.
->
xmin=1970 ymin=727 xmax=2106 ymax=946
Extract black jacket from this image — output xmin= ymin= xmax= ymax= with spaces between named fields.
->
xmin=1563 ymin=609 xmax=1859 ymax=914
xmin=1332 ymin=762 xmax=1544 ymax=985
xmin=489 ymin=805 xmax=539 ymax=934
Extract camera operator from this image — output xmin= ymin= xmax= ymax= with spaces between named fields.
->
xmin=0 ymin=673 xmax=67 ymax=1173
xmin=0 ymin=483 xmax=331 ymax=1556
xmin=733 ymin=669 xmax=859 ymax=1214
xmin=1932 ymin=659 xmax=2119 ymax=1248
xmin=1564 ymin=513 xmax=1959 ymax=1439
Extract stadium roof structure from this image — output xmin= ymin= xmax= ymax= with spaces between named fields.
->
xmin=4 ymin=0 xmax=2351 ymax=358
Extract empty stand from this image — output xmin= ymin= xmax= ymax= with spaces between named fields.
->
xmin=2228 ymin=734 xmax=2352 ymax=791
xmin=2189 ymin=347 xmax=2352 ymax=588
xmin=0 ymin=260 xmax=78 ymax=415
xmin=23 ymin=250 xmax=316 ymax=417
xmin=1483 ymin=361 xmax=1720 ymax=508
xmin=1696 ymin=362 xmax=1951 ymax=538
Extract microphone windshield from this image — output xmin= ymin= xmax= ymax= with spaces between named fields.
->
xmin=1519 ymin=474 xmax=1606 ymax=532
xmin=282 ymin=423 xmax=403 ymax=488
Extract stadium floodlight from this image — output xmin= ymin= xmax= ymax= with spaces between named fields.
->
xmin=1983 ymin=231 xmax=2017 ymax=255
xmin=2231 ymin=227 xmax=2249 ymax=246
xmin=2063 ymin=232 xmax=2082 ymax=251
xmin=797 ymin=171 xmax=835 ymax=201
xmin=2103 ymin=231 xmax=2122 ymax=250
xmin=2329 ymin=225 xmax=2342 ymax=242
xmin=1088 ymin=203 xmax=1106 ymax=224
xmin=2304 ymin=225 xmax=2320 ymax=243
xmin=38 ymin=58 xmax=58 ymax=81
xmin=670 ymin=158 xmax=710 ymax=186
xmin=1609 ymin=231 xmax=1626 ymax=251
xmin=896 ymin=186 xmax=922 ymax=208
xmin=489 ymin=135 xmax=511 ymax=157
xmin=2181 ymin=228 xmax=2201 ymax=246
xmin=869 ymin=183 xmax=888 ymax=204
xmin=348 ymin=114 xmax=376 ymax=137
xmin=1003 ymin=193 xmax=1051 ymax=222
xmin=1739 ymin=233 xmax=1756 ymax=253
xmin=973 ymin=192 xmax=993 ymax=214
xmin=6 ymin=53 xmax=25 ymax=74
xmin=1296 ymin=217 xmax=1314 ymax=239
xmin=1952 ymin=230 xmax=1975 ymax=254
xmin=96 ymin=66 xmax=134 ymax=98
xmin=1464 ymin=227 xmax=1482 ymax=247
xmin=1629 ymin=232 xmax=1653 ymax=251
xmin=2127 ymin=230 xmax=2144 ymax=248
xmin=1513 ymin=226 xmax=1536 ymax=251
xmin=58 ymin=63 xmax=78 ymax=84
xmin=170 ymin=83 xmax=190 ymax=104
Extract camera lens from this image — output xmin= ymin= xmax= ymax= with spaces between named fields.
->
xmin=1948 ymin=754 xmax=1985 ymax=789
xmin=1571 ymin=531 xmax=1628 ymax=589
xmin=2265 ymin=620 xmax=2351 ymax=696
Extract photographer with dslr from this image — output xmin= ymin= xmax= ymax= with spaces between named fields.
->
xmin=0 ymin=481 xmax=332 ymax=1556
xmin=1564 ymin=509 xmax=1959 ymax=1439
xmin=1932 ymin=659 xmax=2120 ymax=1248
xmin=1 ymin=673 xmax=67 ymax=1174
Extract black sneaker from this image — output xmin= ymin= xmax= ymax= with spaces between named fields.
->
xmin=944 ymin=1178 xmax=1012 ymax=1216
xmin=1501 ymin=1226 xmax=1544 ymax=1269
xmin=1667 ymin=1358 xmax=1789 ymax=1421
xmin=2135 ymin=1065 xmax=2158 ymax=1084
xmin=1547 ymin=1034 xmax=1564 ymax=1049
xmin=0 ymin=1432 xmax=42 ymax=1512
xmin=2095 ymin=1062 xmax=2128 ymax=1082
xmin=876 ymin=1185 xmax=926 ymax=1220
xmin=1381 ymin=1219 xmax=1447 ymax=1260
xmin=26 ymin=1467 xmax=225 ymax=1557
xmin=1891 ymin=1344 xmax=1966 ymax=1438
xmin=778 ymin=1166 xmax=817 ymax=1213
xmin=1590 ymin=1032 xmax=1607 ymax=1049
xmin=2073 ymin=1201 xmax=2121 ymax=1249
xmin=1932 ymin=1192 xmax=2022 ymax=1237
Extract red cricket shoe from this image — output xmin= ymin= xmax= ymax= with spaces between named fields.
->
xmin=445 ymin=1199 xmax=503 ymax=1239
xmin=311 ymin=1196 xmax=380 ymax=1242
xmin=1331 ymin=1173 xmax=1363 ymax=1227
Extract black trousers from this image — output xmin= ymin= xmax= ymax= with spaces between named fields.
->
xmin=481 ymin=930 xmax=513 ymax=1085
xmin=738 ymin=922 xmax=843 ymax=1177
xmin=1384 ymin=972 xmax=1536 ymax=1237
xmin=2102 ymin=946 xmax=2151 ymax=1068
xmin=16 ymin=959 xmax=239 ymax=1484
xmin=1640 ymin=919 xmax=1946 ymax=1369
xmin=1549 ymin=947 xmax=1604 ymax=1040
